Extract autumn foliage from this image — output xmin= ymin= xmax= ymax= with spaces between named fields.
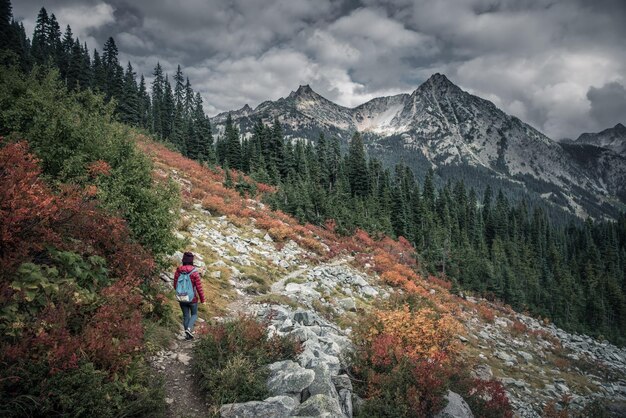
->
xmin=0 ymin=140 xmax=166 ymax=415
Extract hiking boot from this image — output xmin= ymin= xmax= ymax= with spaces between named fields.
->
xmin=185 ymin=329 xmax=194 ymax=339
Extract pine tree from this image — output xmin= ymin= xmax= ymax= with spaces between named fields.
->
xmin=151 ymin=63 xmax=165 ymax=138
xmin=92 ymin=49 xmax=105 ymax=92
xmin=171 ymin=65 xmax=186 ymax=153
xmin=66 ymin=38 xmax=84 ymax=90
xmin=347 ymin=132 xmax=369 ymax=197
xmin=161 ymin=75 xmax=175 ymax=139
xmin=0 ymin=0 xmax=13 ymax=52
xmin=31 ymin=7 xmax=49 ymax=65
xmin=138 ymin=75 xmax=151 ymax=129
xmin=119 ymin=62 xmax=139 ymax=125
xmin=46 ymin=13 xmax=62 ymax=67
xmin=102 ymin=37 xmax=123 ymax=102
xmin=59 ymin=25 xmax=73 ymax=81
xmin=224 ymin=113 xmax=242 ymax=170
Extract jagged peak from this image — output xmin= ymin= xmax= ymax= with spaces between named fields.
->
xmin=240 ymin=104 xmax=253 ymax=112
xmin=613 ymin=122 xmax=626 ymax=131
xmin=427 ymin=72 xmax=454 ymax=86
xmin=288 ymin=84 xmax=317 ymax=99
xmin=412 ymin=73 xmax=461 ymax=97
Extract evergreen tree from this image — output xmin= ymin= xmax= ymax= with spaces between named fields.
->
xmin=223 ymin=113 xmax=242 ymax=170
xmin=102 ymin=37 xmax=123 ymax=102
xmin=119 ymin=61 xmax=139 ymax=125
xmin=347 ymin=132 xmax=369 ymax=197
xmin=138 ymin=75 xmax=151 ymax=129
xmin=30 ymin=7 xmax=49 ymax=65
xmin=0 ymin=0 xmax=12 ymax=51
xmin=151 ymin=63 xmax=164 ymax=137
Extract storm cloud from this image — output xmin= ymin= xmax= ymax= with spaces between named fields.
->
xmin=12 ymin=0 xmax=626 ymax=139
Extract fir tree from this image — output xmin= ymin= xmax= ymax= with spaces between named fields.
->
xmin=347 ymin=132 xmax=369 ymax=197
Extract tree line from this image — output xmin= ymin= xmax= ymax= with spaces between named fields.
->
xmin=0 ymin=3 xmax=214 ymax=162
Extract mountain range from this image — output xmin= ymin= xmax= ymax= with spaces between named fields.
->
xmin=211 ymin=74 xmax=626 ymax=220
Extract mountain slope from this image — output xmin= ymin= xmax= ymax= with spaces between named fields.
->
xmin=210 ymin=75 xmax=626 ymax=220
xmin=574 ymin=123 xmax=626 ymax=156
xmin=142 ymin=137 xmax=626 ymax=418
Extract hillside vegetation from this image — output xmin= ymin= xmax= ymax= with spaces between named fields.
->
xmin=0 ymin=65 xmax=179 ymax=416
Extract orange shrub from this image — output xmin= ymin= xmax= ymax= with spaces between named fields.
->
xmin=477 ymin=304 xmax=495 ymax=323
xmin=510 ymin=320 xmax=528 ymax=336
xmin=372 ymin=306 xmax=462 ymax=359
xmin=428 ymin=275 xmax=452 ymax=291
xmin=191 ymin=188 xmax=206 ymax=200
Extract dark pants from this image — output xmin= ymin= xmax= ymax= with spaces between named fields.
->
xmin=180 ymin=302 xmax=198 ymax=331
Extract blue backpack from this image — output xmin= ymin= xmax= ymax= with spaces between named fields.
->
xmin=175 ymin=268 xmax=196 ymax=303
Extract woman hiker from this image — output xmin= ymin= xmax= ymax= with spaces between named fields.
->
xmin=173 ymin=251 xmax=205 ymax=339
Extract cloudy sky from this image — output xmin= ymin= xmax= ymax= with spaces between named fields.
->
xmin=13 ymin=0 xmax=626 ymax=139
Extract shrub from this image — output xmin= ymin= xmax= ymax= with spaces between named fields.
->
xmin=0 ymin=360 xmax=165 ymax=418
xmin=350 ymin=307 xmax=463 ymax=418
xmin=192 ymin=316 xmax=302 ymax=407
xmin=452 ymin=376 xmax=513 ymax=418
xmin=478 ymin=304 xmax=496 ymax=323
xmin=0 ymin=66 xmax=179 ymax=259
xmin=0 ymin=140 xmax=168 ymax=416
xmin=510 ymin=320 xmax=528 ymax=336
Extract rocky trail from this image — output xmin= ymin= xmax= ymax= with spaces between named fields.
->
xmin=151 ymin=203 xmax=626 ymax=417
xmin=150 ymin=330 xmax=209 ymax=418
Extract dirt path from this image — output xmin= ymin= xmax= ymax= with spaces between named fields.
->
xmin=151 ymin=333 xmax=210 ymax=418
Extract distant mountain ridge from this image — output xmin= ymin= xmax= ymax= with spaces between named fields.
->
xmin=574 ymin=123 xmax=626 ymax=156
xmin=210 ymin=74 xmax=626 ymax=219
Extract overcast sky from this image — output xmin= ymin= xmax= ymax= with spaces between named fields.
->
xmin=12 ymin=0 xmax=626 ymax=139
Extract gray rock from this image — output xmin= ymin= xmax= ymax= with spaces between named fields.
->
xmin=471 ymin=364 xmax=493 ymax=381
xmin=332 ymin=375 xmax=353 ymax=391
xmin=352 ymin=394 xmax=365 ymax=416
xmin=337 ymin=389 xmax=353 ymax=418
xmin=518 ymin=351 xmax=533 ymax=362
xmin=290 ymin=394 xmax=344 ymax=417
xmin=220 ymin=396 xmax=296 ymax=418
xmin=360 ymin=285 xmax=379 ymax=297
xmin=495 ymin=351 xmax=515 ymax=363
xmin=434 ymin=390 xmax=474 ymax=418
xmin=267 ymin=360 xmax=315 ymax=396
xmin=308 ymin=363 xmax=338 ymax=399
xmin=293 ymin=311 xmax=317 ymax=326
xmin=177 ymin=353 xmax=191 ymax=365
xmin=338 ymin=298 xmax=357 ymax=312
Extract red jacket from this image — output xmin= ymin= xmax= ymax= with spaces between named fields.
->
xmin=173 ymin=265 xmax=205 ymax=303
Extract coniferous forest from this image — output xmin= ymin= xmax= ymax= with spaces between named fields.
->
xmin=1 ymin=4 xmax=625 ymax=345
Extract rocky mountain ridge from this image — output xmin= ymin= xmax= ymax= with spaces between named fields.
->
xmin=573 ymin=123 xmax=626 ymax=157
xmin=210 ymin=74 xmax=626 ymax=220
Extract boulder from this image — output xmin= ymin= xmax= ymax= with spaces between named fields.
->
xmin=293 ymin=311 xmax=317 ymax=326
xmin=220 ymin=396 xmax=297 ymax=418
xmin=307 ymin=363 xmax=338 ymax=399
xmin=267 ymin=360 xmax=315 ymax=396
xmin=333 ymin=375 xmax=353 ymax=418
xmin=291 ymin=394 xmax=344 ymax=417
xmin=434 ymin=390 xmax=474 ymax=418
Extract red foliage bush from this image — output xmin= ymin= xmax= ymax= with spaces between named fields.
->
xmin=0 ymin=140 xmax=154 ymax=375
